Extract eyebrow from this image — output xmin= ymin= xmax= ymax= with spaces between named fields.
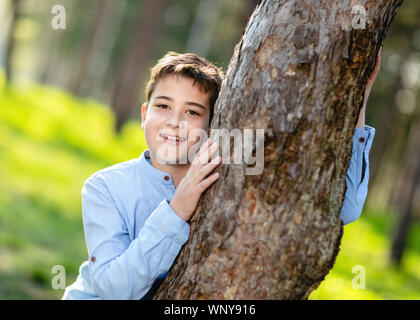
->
xmin=153 ymin=95 xmax=207 ymax=110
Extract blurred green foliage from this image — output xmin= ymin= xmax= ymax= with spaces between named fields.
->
xmin=0 ymin=70 xmax=147 ymax=298
xmin=310 ymin=211 xmax=420 ymax=300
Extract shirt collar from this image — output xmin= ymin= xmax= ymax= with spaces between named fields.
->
xmin=139 ymin=149 xmax=174 ymax=185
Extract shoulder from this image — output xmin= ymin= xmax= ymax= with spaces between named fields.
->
xmin=80 ymin=158 xmax=142 ymax=216
xmin=84 ymin=157 xmax=140 ymax=191
xmin=93 ymin=157 xmax=140 ymax=176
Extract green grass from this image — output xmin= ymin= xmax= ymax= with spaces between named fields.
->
xmin=309 ymin=211 xmax=420 ymax=299
xmin=0 ymin=73 xmax=419 ymax=299
xmin=0 ymin=75 xmax=147 ymax=299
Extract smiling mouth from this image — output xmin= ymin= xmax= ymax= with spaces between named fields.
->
xmin=159 ymin=133 xmax=186 ymax=143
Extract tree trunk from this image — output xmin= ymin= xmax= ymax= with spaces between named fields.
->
xmin=4 ymin=0 xmax=21 ymax=83
xmin=111 ymin=0 xmax=167 ymax=133
xmin=390 ymin=115 xmax=420 ymax=265
xmin=185 ymin=0 xmax=223 ymax=58
xmin=68 ymin=0 xmax=107 ymax=96
xmin=367 ymin=5 xmax=420 ymax=207
xmin=155 ymin=0 xmax=403 ymax=300
xmin=67 ymin=0 xmax=126 ymax=100
xmin=87 ymin=0 xmax=127 ymax=101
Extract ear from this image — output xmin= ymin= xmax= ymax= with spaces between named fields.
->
xmin=140 ymin=102 xmax=148 ymax=130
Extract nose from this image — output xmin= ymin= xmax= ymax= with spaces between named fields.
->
xmin=166 ymin=112 xmax=183 ymax=128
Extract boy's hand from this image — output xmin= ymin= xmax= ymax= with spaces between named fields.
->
xmin=357 ymin=46 xmax=382 ymax=129
xmin=169 ymin=138 xmax=221 ymax=222
xmin=363 ymin=46 xmax=382 ymax=105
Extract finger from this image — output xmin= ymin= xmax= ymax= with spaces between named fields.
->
xmin=195 ymin=140 xmax=219 ymax=166
xmin=375 ymin=48 xmax=381 ymax=67
xmin=375 ymin=53 xmax=381 ymax=69
xmin=196 ymin=155 xmax=222 ymax=181
xmin=196 ymin=172 xmax=219 ymax=193
xmin=368 ymin=54 xmax=381 ymax=83
xmin=190 ymin=154 xmax=221 ymax=184
xmin=192 ymin=137 xmax=213 ymax=165
xmin=201 ymin=140 xmax=219 ymax=164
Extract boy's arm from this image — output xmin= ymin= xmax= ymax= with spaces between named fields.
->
xmin=340 ymin=125 xmax=376 ymax=225
xmin=340 ymin=46 xmax=380 ymax=225
xmin=82 ymin=175 xmax=190 ymax=300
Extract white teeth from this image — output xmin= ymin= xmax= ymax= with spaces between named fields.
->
xmin=161 ymin=134 xmax=182 ymax=142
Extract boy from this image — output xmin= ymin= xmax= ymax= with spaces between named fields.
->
xmin=62 ymin=50 xmax=379 ymax=300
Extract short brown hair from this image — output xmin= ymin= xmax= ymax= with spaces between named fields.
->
xmin=144 ymin=51 xmax=224 ymax=123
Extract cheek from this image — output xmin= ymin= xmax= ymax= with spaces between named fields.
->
xmin=143 ymin=118 xmax=159 ymax=142
xmin=144 ymin=111 xmax=163 ymax=129
xmin=194 ymin=115 xmax=209 ymax=127
xmin=197 ymin=118 xmax=210 ymax=133
xmin=185 ymin=121 xmax=209 ymax=142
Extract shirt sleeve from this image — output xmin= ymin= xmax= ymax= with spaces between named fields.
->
xmin=81 ymin=174 xmax=190 ymax=300
xmin=340 ymin=125 xmax=376 ymax=225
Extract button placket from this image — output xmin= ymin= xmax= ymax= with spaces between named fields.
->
xmin=162 ymin=174 xmax=174 ymax=186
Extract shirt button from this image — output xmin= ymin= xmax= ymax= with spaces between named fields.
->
xmin=164 ymin=175 xmax=170 ymax=181
xmin=359 ymin=137 xmax=365 ymax=143
xmin=91 ymin=256 xmax=96 ymax=262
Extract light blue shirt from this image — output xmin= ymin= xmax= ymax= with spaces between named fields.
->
xmin=62 ymin=125 xmax=375 ymax=300
xmin=342 ymin=125 xmax=375 ymax=224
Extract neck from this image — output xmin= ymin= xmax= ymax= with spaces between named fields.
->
xmin=149 ymin=152 xmax=190 ymax=188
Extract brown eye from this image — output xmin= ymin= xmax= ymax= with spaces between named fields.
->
xmin=156 ymin=104 xmax=168 ymax=109
xmin=187 ymin=110 xmax=200 ymax=116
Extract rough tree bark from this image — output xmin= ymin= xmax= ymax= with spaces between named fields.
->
xmin=155 ymin=0 xmax=403 ymax=299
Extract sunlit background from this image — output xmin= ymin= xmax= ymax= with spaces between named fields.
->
xmin=0 ymin=0 xmax=419 ymax=299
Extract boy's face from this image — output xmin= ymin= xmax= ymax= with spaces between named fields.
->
xmin=141 ymin=74 xmax=211 ymax=165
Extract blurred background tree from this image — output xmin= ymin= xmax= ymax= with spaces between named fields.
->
xmin=0 ymin=0 xmax=419 ymax=299
xmin=1 ymin=0 xmax=259 ymax=129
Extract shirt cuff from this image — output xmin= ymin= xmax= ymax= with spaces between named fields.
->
xmin=353 ymin=124 xmax=376 ymax=154
xmin=146 ymin=199 xmax=190 ymax=245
